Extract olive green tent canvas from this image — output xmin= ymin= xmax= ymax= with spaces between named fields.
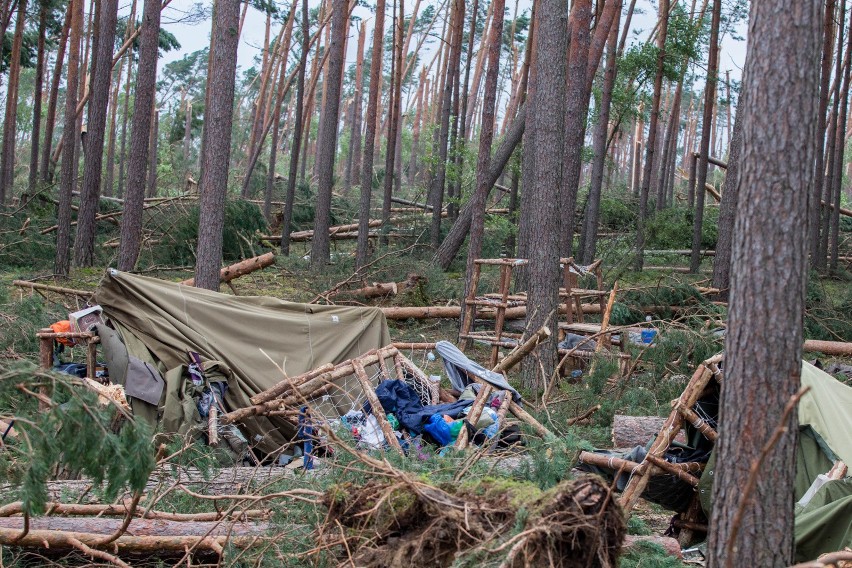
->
xmin=93 ymin=269 xmax=392 ymax=454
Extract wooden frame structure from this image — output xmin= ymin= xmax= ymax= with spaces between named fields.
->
xmin=37 ymin=328 xmax=102 ymax=381
xmin=222 ymin=341 xmax=554 ymax=454
xmin=577 ymin=354 xmax=723 ymax=545
xmin=459 ymin=258 xmax=528 ymax=366
xmin=459 ymin=257 xmax=611 ymax=368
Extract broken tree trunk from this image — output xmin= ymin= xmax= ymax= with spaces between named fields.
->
xmin=180 ymin=252 xmax=275 ymax=287
xmin=346 ymin=273 xmax=423 ymax=299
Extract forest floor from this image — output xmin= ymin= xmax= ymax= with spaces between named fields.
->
xmin=0 ymin=196 xmax=850 ymax=567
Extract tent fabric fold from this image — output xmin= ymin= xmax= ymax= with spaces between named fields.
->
xmin=93 ymin=270 xmax=392 ymax=453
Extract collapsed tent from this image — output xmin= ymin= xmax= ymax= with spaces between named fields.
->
xmin=93 ymin=269 xmax=391 ymax=454
xmin=579 ymin=360 xmax=852 ymax=561
xmin=699 ymin=362 xmax=852 ymax=561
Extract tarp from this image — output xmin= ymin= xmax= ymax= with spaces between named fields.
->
xmin=435 ymin=341 xmax=522 ymax=402
xmin=698 ymin=362 xmax=852 ymax=561
xmin=93 ymin=269 xmax=391 ymax=453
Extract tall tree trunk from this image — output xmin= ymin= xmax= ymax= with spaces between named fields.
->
xmin=116 ymin=55 xmax=133 ymax=199
xmin=433 ymin=104 xmax=527 ymax=270
xmin=688 ymin=0 xmax=722 ymax=273
xmin=520 ymin=0 xmax=567 ymax=391
xmin=580 ymin=3 xmax=621 ymax=264
xmin=27 ymin=0 xmax=48 ymax=192
xmin=116 ymin=0 xmax=161 ymax=271
xmin=462 ymin=0 xmax=505 ymax=325
xmin=309 ymin=0 xmax=347 ymax=267
xmin=103 ymin=51 xmax=125 ymax=197
xmin=449 ymin=0 xmax=478 ymax=223
xmin=707 ymin=0 xmax=821 ymax=564
xmin=343 ymin=21 xmax=366 ymax=194
xmin=380 ymin=0 xmax=404 ymax=243
xmin=40 ymin=3 xmax=71 ymax=183
xmin=558 ymin=0 xmax=592 ymax=257
xmin=355 ymin=0 xmax=386 ymax=268
xmin=559 ymin=0 xmax=620 ymax=256
xmin=145 ymin=105 xmax=159 ymax=198
xmin=193 ymin=0 xmax=241 ymax=290
xmin=182 ymin=96 xmax=192 ymax=172
xmin=634 ymin=0 xmax=669 ymax=270
xmin=265 ymin=0 xmax=298 ymax=223
xmin=281 ymin=0 xmax=310 ymax=256
xmin=74 ymin=0 xmax=118 ymax=266
xmin=0 ymin=0 xmax=28 ymax=203
xmin=516 ymin=3 xmax=540 ymax=282
xmin=818 ymin=2 xmax=845 ymax=270
xmin=829 ymin=11 xmax=852 ymax=271
xmin=54 ymin=0 xmax=83 ymax=277
xmin=712 ymin=89 xmax=744 ymax=299
xmin=407 ymin=69 xmax=425 ymax=184
xmin=427 ymin=0 xmax=463 ymax=248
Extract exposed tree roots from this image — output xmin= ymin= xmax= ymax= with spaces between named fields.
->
xmin=320 ymin=475 xmax=625 ymax=567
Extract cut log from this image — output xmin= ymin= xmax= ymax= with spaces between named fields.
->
xmin=391 ymin=196 xmax=433 ymax=210
xmin=260 ymin=219 xmax=383 ymax=242
xmin=346 ymin=274 xmax=424 ymax=299
xmin=612 ymin=415 xmax=687 ymax=448
xmin=804 ymin=340 xmax=852 ymax=356
xmin=1 ymin=466 xmax=297 ymax=503
xmin=0 ymin=501 xmax=267 ymax=521
xmin=180 ymin=252 xmax=275 ymax=287
xmin=0 ymin=521 xmax=263 ymax=555
xmin=623 ymin=535 xmax=683 ymax=559
xmin=0 ymin=516 xmax=267 ymax=538
xmin=381 ymin=303 xmax=603 ymax=320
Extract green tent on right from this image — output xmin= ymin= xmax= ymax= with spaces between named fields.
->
xmin=699 ymin=362 xmax=852 ymax=561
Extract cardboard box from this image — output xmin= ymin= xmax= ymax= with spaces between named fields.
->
xmin=69 ymin=305 xmax=103 ymax=334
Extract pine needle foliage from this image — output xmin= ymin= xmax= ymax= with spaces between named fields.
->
xmin=0 ymin=363 xmax=155 ymax=514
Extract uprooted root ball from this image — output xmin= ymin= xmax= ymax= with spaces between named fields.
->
xmin=320 ymin=475 xmax=625 ymax=567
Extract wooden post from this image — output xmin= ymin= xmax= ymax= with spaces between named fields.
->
xmin=455 ymin=383 xmax=492 ymax=450
xmin=38 ymin=328 xmax=53 ymax=411
xmin=352 ymin=359 xmax=403 ymax=454
xmin=208 ymin=406 xmax=219 ymax=446
xmin=459 ymin=262 xmax=481 ymax=351
xmin=508 ymin=400 xmax=553 ymax=438
xmin=86 ymin=338 xmax=98 ymax=380
xmin=674 ymin=403 xmax=718 ymax=442
xmin=489 ymin=263 xmax=512 ymax=367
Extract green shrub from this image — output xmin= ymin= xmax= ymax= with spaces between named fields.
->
xmin=646 ymin=206 xmax=719 ymax=250
xmin=600 ymin=194 xmax=639 ymax=230
xmin=151 ymin=199 xmax=269 ymax=266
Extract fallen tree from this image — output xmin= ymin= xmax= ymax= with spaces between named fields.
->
xmin=803 ymin=340 xmax=852 ymax=357
xmin=321 ymin=474 xmax=625 ymax=567
xmin=180 ymin=252 xmax=275 ymax=287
